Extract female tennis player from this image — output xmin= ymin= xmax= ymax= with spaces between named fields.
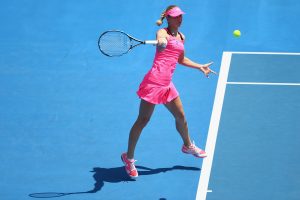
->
xmin=121 ymin=5 xmax=217 ymax=178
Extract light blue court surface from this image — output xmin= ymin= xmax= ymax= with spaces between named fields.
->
xmin=1 ymin=0 xmax=300 ymax=200
xmin=197 ymin=52 xmax=300 ymax=200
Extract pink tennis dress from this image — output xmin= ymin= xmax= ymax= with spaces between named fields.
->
xmin=137 ymin=29 xmax=184 ymax=104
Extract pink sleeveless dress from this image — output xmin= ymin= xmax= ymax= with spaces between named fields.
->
xmin=137 ymin=29 xmax=184 ymax=104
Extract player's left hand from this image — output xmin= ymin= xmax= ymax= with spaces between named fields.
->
xmin=199 ymin=62 xmax=218 ymax=78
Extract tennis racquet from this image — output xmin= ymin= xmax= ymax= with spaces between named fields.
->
xmin=98 ymin=30 xmax=158 ymax=57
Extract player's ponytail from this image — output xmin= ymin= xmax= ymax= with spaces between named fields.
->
xmin=156 ymin=5 xmax=177 ymax=26
xmin=156 ymin=12 xmax=165 ymax=26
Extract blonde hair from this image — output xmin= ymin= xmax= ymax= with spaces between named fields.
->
xmin=156 ymin=5 xmax=177 ymax=26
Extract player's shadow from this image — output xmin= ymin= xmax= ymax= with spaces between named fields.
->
xmin=89 ymin=165 xmax=200 ymax=193
xmin=29 ymin=165 xmax=200 ymax=198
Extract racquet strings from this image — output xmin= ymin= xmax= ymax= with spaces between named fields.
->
xmin=99 ymin=31 xmax=131 ymax=56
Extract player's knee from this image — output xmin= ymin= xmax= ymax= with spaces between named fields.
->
xmin=136 ymin=116 xmax=151 ymax=127
xmin=175 ymin=112 xmax=186 ymax=123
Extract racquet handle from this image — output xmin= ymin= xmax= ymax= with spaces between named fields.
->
xmin=144 ymin=40 xmax=158 ymax=45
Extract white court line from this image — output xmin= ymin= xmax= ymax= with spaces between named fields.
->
xmin=195 ymin=52 xmax=232 ymax=200
xmin=227 ymin=82 xmax=300 ymax=86
xmin=224 ymin=51 xmax=300 ymax=55
xmin=196 ymin=51 xmax=300 ymax=200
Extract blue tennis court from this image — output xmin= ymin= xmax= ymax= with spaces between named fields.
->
xmin=197 ymin=52 xmax=300 ymax=200
xmin=1 ymin=0 xmax=300 ymax=200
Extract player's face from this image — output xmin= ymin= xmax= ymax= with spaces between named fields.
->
xmin=167 ymin=15 xmax=182 ymax=27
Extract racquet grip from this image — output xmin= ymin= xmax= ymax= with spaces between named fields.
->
xmin=144 ymin=40 xmax=158 ymax=45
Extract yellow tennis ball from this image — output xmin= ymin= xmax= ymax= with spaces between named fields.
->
xmin=233 ymin=30 xmax=241 ymax=37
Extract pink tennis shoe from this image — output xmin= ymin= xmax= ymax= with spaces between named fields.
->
xmin=121 ymin=142 xmax=206 ymax=178
xmin=182 ymin=142 xmax=207 ymax=158
xmin=121 ymin=153 xmax=138 ymax=179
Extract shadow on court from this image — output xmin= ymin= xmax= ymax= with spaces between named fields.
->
xmin=29 ymin=165 xmax=200 ymax=198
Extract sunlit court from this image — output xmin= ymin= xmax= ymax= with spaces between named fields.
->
xmin=1 ymin=0 xmax=299 ymax=200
